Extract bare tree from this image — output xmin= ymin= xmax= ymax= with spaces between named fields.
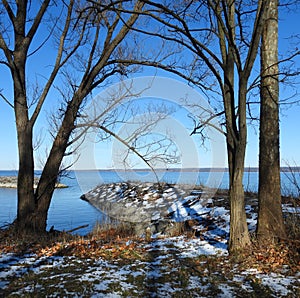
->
xmin=257 ymin=0 xmax=286 ymax=242
xmin=138 ymin=0 xmax=270 ymax=252
xmin=0 ymin=0 xmax=149 ymax=233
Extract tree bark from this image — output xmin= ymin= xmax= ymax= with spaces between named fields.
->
xmin=257 ymin=0 xmax=286 ymax=241
xmin=15 ymin=101 xmax=35 ymax=231
xmin=229 ymin=171 xmax=250 ymax=250
xmin=12 ymin=7 xmax=36 ymax=231
xmin=4 ymin=0 xmax=50 ymax=233
xmin=227 ymin=82 xmax=251 ymax=252
xmin=31 ymin=95 xmax=82 ymax=232
xmin=227 ymin=125 xmax=251 ymax=251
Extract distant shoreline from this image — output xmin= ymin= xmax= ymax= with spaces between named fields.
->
xmin=69 ymin=167 xmax=300 ymax=172
xmin=1 ymin=167 xmax=299 ymax=173
xmin=0 ymin=176 xmax=68 ymax=189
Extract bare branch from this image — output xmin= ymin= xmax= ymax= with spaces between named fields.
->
xmin=26 ymin=0 xmax=51 ymax=41
xmin=0 ymin=91 xmax=14 ymax=108
xmin=1 ymin=0 xmax=15 ymax=23
xmin=190 ymin=110 xmax=226 ymax=136
xmin=93 ymin=123 xmax=161 ymax=182
xmin=30 ymin=0 xmax=76 ymax=125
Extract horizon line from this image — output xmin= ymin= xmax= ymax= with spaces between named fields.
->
xmin=1 ymin=166 xmax=300 ymax=172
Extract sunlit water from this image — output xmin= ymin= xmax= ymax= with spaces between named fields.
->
xmin=0 ymin=169 xmax=299 ymax=235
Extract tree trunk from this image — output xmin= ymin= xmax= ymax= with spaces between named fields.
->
xmin=224 ymin=59 xmax=251 ymax=253
xmin=219 ymin=0 xmax=251 ymax=253
xmin=224 ymin=81 xmax=251 ymax=253
xmin=15 ymin=116 xmax=35 ymax=231
xmin=257 ymin=0 xmax=286 ymax=241
xmin=227 ymin=84 xmax=251 ymax=252
xmin=13 ymin=45 xmax=36 ymax=232
xmin=228 ymin=147 xmax=251 ymax=252
xmin=30 ymin=97 xmax=82 ymax=232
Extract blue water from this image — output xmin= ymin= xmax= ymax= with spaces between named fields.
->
xmin=0 ymin=169 xmax=299 ymax=235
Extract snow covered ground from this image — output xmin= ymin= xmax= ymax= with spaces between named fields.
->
xmin=1 ymin=182 xmax=299 ymax=297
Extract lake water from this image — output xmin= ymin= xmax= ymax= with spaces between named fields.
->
xmin=0 ymin=169 xmax=299 ymax=235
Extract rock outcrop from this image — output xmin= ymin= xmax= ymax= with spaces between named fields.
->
xmin=81 ymin=182 xmax=194 ymax=235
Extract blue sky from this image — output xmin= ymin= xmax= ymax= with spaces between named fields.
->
xmin=0 ymin=4 xmax=299 ymax=170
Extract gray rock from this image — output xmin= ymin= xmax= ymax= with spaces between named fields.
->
xmin=81 ymin=182 xmax=189 ymax=236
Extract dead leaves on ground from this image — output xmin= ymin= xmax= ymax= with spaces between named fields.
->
xmin=1 ymin=227 xmax=299 ymax=276
xmin=0 ymin=228 xmax=147 ymax=262
xmin=236 ymin=241 xmax=300 ymax=274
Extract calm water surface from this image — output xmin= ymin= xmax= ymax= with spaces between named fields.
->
xmin=0 ymin=169 xmax=298 ymax=235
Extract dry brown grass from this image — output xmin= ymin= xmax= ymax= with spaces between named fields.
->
xmin=90 ymin=220 xmax=138 ymax=242
xmin=0 ymin=223 xmax=147 ymax=263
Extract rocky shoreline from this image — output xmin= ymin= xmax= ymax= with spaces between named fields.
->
xmin=81 ymin=182 xmax=222 ymax=236
xmin=81 ymin=181 xmax=300 ymax=238
xmin=0 ymin=176 xmax=68 ymax=189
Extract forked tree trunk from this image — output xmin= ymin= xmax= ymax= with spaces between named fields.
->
xmin=224 ymin=62 xmax=251 ymax=252
xmin=220 ymin=0 xmax=251 ymax=253
xmin=257 ymin=0 xmax=286 ymax=241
